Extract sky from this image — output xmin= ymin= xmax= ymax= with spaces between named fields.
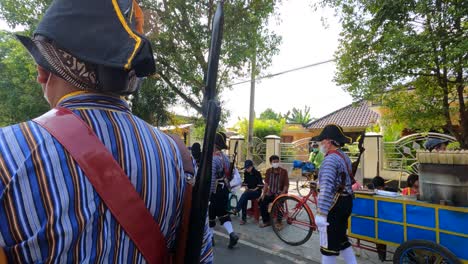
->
xmin=219 ymin=0 xmax=353 ymax=127
xmin=0 ymin=0 xmax=353 ymax=127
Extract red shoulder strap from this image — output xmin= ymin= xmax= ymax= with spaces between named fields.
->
xmin=33 ymin=107 xmax=168 ymax=264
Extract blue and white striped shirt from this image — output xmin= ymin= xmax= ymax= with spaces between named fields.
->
xmin=317 ymin=150 xmax=353 ymax=215
xmin=0 ymin=92 xmax=213 ymax=263
xmin=210 ymin=151 xmax=230 ymax=194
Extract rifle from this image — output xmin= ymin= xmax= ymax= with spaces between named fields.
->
xmin=183 ymin=1 xmax=224 ymax=263
xmin=228 ymin=140 xmax=239 ymax=181
xmin=351 ymin=132 xmax=366 ymax=181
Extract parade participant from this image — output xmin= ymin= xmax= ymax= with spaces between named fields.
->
xmin=312 ymin=124 xmax=357 ymax=264
xmin=209 ymin=132 xmax=239 ymax=249
xmin=402 ymin=174 xmax=419 ymax=196
xmin=425 ymin=138 xmax=450 ymax=152
xmin=0 ymin=0 xmax=212 ymax=263
xmin=259 ymin=155 xmax=289 ymax=228
xmin=233 ymin=160 xmax=263 ymax=225
xmin=191 ymin=142 xmax=202 ymax=166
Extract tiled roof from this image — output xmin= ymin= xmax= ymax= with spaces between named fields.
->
xmin=306 ymin=101 xmax=379 ymax=129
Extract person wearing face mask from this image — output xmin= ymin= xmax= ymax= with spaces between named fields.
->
xmin=312 ymin=124 xmax=357 ymax=264
xmin=259 ymin=155 xmax=289 ymax=228
xmin=232 ymin=160 xmax=264 ymax=225
xmin=309 ymin=142 xmax=325 ymax=170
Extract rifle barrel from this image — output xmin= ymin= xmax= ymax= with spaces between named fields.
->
xmin=184 ymin=1 xmax=225 ymax=262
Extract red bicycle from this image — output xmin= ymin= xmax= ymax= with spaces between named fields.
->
xmin=270 ymin=181 xmax=319 ymax=246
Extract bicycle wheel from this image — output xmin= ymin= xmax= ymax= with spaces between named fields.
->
xmin=393 ymin=240 xmax=461 ymax=264
xmin=270 ymin=196 xmax=314 ymax=246
xmin=296 ymin=176 xmax=311 ymax=197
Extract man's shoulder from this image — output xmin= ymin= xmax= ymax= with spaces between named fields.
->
xmin=0 ymin=120 xmax=44 ymax=142
xmin=279 ymin=167 xmax=288 ymax=174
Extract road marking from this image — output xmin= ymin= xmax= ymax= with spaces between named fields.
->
xmin=214 ymin=230 xmax=310 ymax=264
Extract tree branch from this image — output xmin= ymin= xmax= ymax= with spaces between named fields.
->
xmin=158 ymin=73 xmax=203 ymax=115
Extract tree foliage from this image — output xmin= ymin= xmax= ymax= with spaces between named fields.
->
xmin=0 ymin=0 xmax=282 ymax=121
xmin=139 ymin=0 xmax=282 ymax=116
xmin=0 ymin=31 xmax=49 ymax=126
xmin=320 ymin=0 xmax=468 ymax=147
xmin=285 ymin=105 xmax=314 ymax=127
xmin=259 ymin=108 xmax=283 ymax=121
xmin=130 ymin=78 xmax=177 ymax=126
xmin=236 ymin=118 xmax=284 ymax=139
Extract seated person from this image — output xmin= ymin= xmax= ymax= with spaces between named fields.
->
xmin=424 ymin=138 xmax=449 ymax=152
xmin=259 ymin=155 xmax=289 ymax=228
xmin=402 ymin=174 xmax=419 ymax=196
xmin=233 ymin=160 xmax=263 ymax=225
xmin=367 ymin=176 xmax=397 ymax=192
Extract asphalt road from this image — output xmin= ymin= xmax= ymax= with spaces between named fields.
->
xmin=213 ymin=233 xmax=315 ymax=264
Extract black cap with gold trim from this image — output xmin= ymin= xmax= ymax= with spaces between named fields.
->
xmin=16 ymin=0 xmax=155 ymax=94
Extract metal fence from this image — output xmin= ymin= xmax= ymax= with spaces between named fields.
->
xmin=383 ymin=132 xmax=456 ymax=175
xmin=280 ymin=137 xmax=360 ymax=164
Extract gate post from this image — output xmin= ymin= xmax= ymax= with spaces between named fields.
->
xmin=363 ymin=133 xmax=383 ymax=180
xmin=228 ymin=135 xmax=245 ymax=168
xmin=265 ymin=135 xmax=281 ymax=161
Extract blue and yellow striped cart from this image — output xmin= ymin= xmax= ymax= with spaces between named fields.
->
xmin=349 ymin=194 xmax=468 ymax=263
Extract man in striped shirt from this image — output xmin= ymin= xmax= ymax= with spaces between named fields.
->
xmin=313 ymin=124 xmax=357 ymax=264
xmin=259 ymin=155 xmax=289 ymax=228
xmin=0 ymin=0 xmax=213 ymax=263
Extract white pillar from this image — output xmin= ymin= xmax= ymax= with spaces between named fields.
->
xmin=265 ymin=135 xmax=281 ymax=162
xmin=362 ymin=132 xmax=383 ymax=180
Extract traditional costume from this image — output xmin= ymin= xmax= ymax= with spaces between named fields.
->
xmin=313 ymin=124 xmax=357 ymax=264
xmin=208 ymin=132 xmax=239 ymax=249
xmin=0 ymin=0 xmax=212 ymax=263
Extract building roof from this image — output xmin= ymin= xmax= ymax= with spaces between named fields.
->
xmin=306 ymin=101 xmax=379 ymax=129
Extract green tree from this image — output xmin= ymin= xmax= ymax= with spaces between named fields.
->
xmin=0 ymin=31 xmax=49 ymax=126
xmin=259 ymin=108 xmax=283 ymax=121
xmin=320 ymin=0 xmax=468 ymax=147
xmin=0 ymin=0 xmax=282 ymax=119
xmin=236 ymin=118 xmax=284 ymax=139
xmin=139 ymin=0 xmax=282 ymax=116
xmin=285 ymin=106 xmax=314 ymax=127
xmin=130 ymin=78 xmax=177 ymax=126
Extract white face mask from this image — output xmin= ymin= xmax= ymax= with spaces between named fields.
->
xmin=272 ymin=163 xmax=280 ymax=169
xmin=319 ymin=144 xmax=328 ymax=154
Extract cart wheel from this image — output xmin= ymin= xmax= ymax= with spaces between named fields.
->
xmin=393 ymin=240 xmax=461 ymax=264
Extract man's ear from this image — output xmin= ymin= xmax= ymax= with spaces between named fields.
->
xmin=37 ymin=66 xmax=50 ymax=84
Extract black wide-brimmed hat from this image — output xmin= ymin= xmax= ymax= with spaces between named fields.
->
xmin=16 ymin=0 xmax=155 ymax=94
xmin=215 ymin=132 xmax=228 ymax=150
xmin=312 ymin=124 xmax=352 ymax=145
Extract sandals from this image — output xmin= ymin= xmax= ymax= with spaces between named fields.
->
xmin=239 ymin=220 xmax=246 ymax=225
xmin=259 ymin=222 xmax=271 ymax=228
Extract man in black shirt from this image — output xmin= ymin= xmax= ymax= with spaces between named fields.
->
xmin=234 ymin=160 xmax=263 ymax=224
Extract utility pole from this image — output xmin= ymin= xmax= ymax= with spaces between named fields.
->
xmin=247 ymin=54 xmax=256 ymax=160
